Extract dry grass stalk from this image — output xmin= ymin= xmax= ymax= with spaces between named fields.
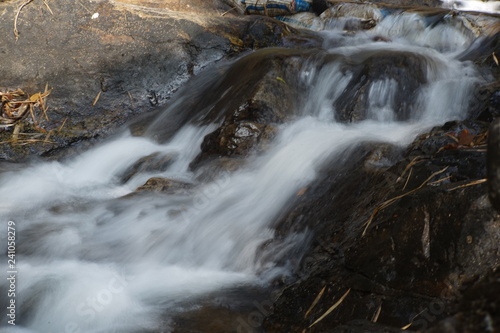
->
xmin=0 ymin=138 xmax=54 ymax=145
xmin=304 ymin=285 xmax=326 ymax=319
xmin=401 ymin=322 xmax=412 ymax=330
xmin=14 ymin=0 xmax=35 ymax=40
xmin=92 ymin=90 xmax=102 ymax=107
xmin=58 ymin=117 xmax=68 ymax=132
xmin=308 ymin=289 xmax=351 ymax=328
xmin=401 ymin=309 xmax=426 ymax=330
xmin=221 ymin=7 xmax=236 ymax=16
xmin=362 ymin=167 xmax=449 ymax=237
xmin=396 ymin=156 xmax=426 ymax=183
xmin=402 ymin=167 xmax=412 ymax=191
xmin=371 ymin=303 xmax=382 ymax=323
xmin=43 ymin=0 xmax=53 ymax=15
xmin=447 ymin=179 xmax=487 ymax=192
xmin=428 ymin=175 xmax=452 ymax=186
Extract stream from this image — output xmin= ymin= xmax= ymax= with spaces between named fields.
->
xmin=0 ymin=8 xmax=488 ymax=333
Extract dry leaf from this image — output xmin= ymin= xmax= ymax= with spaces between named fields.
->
xmin=457 ymin=129 xmax=475 ymax=146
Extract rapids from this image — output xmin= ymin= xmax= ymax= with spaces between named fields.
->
xmin=0 ymin=9 xmax=487 ymax=333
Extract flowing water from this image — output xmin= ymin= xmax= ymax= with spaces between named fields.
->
xmin=0 ymin=10 xmax=487 ymax=333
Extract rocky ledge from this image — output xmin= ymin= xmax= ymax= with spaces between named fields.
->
xmin=0 ymin=0 xmax=312 ymax=161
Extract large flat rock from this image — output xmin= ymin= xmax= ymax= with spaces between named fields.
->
xmin=0 ymin=0 xmax=298 ymax=161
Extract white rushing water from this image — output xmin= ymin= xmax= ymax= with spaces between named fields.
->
xmin=0 ymin=12 xmax=484 ymax=333
xmin=442 ymin=0 xmax=500 ymax=14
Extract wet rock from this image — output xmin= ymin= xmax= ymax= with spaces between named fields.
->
xmin=425 ymin=268 xmax=500 ymax=333
xmin=170 ymin=285 xmax=274 ymax=333
xmin=134 ymin=177 xmax=193 ymax=194
xmin=488 ymin=118 xmax=500 ymax=212
xmin=329 ymin=320 xmax=407 ymax=332
xmin=169 ymin=48 xmax=317 ymax=171
xmin=144 ymin=48 xmax=315 ymax=143
xmin=334 ymin=51 xmax=428 ymax=122
xmin=407 ymin=120 xmax=489 ymax=157
xmin=118 ymin=152 xmax=177 ymax=183
xmin=194 ymin=122 xmax=277 ymax=163
xmin=265 ymin=120 xmax=498 ymax=332
xmin=193 ymin=157 xmax=247 ymax=182
xmin=312 ymin=0 xmax=331 ymax=15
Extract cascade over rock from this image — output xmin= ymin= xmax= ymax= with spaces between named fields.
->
xmin=0 ymin=0 xmax=499 ymax=333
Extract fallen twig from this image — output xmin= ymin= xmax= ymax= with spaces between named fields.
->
xmin=14 ymin=0 xmax=35 ymax=40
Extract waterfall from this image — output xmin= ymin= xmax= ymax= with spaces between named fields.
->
xmin=0 ymin=11 xmax=484 ymax=333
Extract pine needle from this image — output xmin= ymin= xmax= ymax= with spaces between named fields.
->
xmin=402 ymin=167 xmax=412 ymax=190
xmin=92 ymin=90 xmax=102 ymax=107
xmin=221 ymin=7 xmax=236 ymax=16
xmin=447 ymin=179 xmax=487 ymax=192
xmin=362 ymin=167 xmax=449 ymax=237
xmin=0 ymin=138 xmax=54 ymax=145
xmin=401 ymin=322 xmax=412 ymax=330
xmin=308 ymin=289 xmax=351 ymax=328
xmin=58 ymin=117 xmax=68 ymax=132
xmin=401 ymin=309 xmax=426 ymax=330
xmin=428 ymin=175 xmax=451 ymax=186
xmin=43 ymin=0 xmax=53 ymax=15
xmin=371 ymin=303 xmax=382 ymax=323
xmin=304 ymin=285 xmax=326 ymax=319
xmin=397 ymin=156 xmax=425 ymax=183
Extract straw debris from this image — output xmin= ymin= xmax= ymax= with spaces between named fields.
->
xmin=304 ymin=285 xmax=326 ymax=319
xmin=308 ymin=288 xmax=351 ymax=328
xmin=0 ymin=87 xmax=52 ymax=144
xmin=362 ymin=167 xmax=449 ymax=237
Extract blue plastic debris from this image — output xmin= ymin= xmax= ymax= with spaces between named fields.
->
xmin=241 ymin=0 xmax=313 ymax=16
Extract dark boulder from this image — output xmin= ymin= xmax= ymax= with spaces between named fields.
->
xmin=134 ymin=177 xmax=193 ymax=194
xmin=166 ymin=48 xmax=320 ymax=171
xmin=265 ymin=120 xmax=497 ymax=332
xmin=333 ymin=51 xmax=428 ymax=122
xmin=118 ymin=152 xmax=177 ymax=183
xmin=198 ymin=122 xmax=277 ymax=157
